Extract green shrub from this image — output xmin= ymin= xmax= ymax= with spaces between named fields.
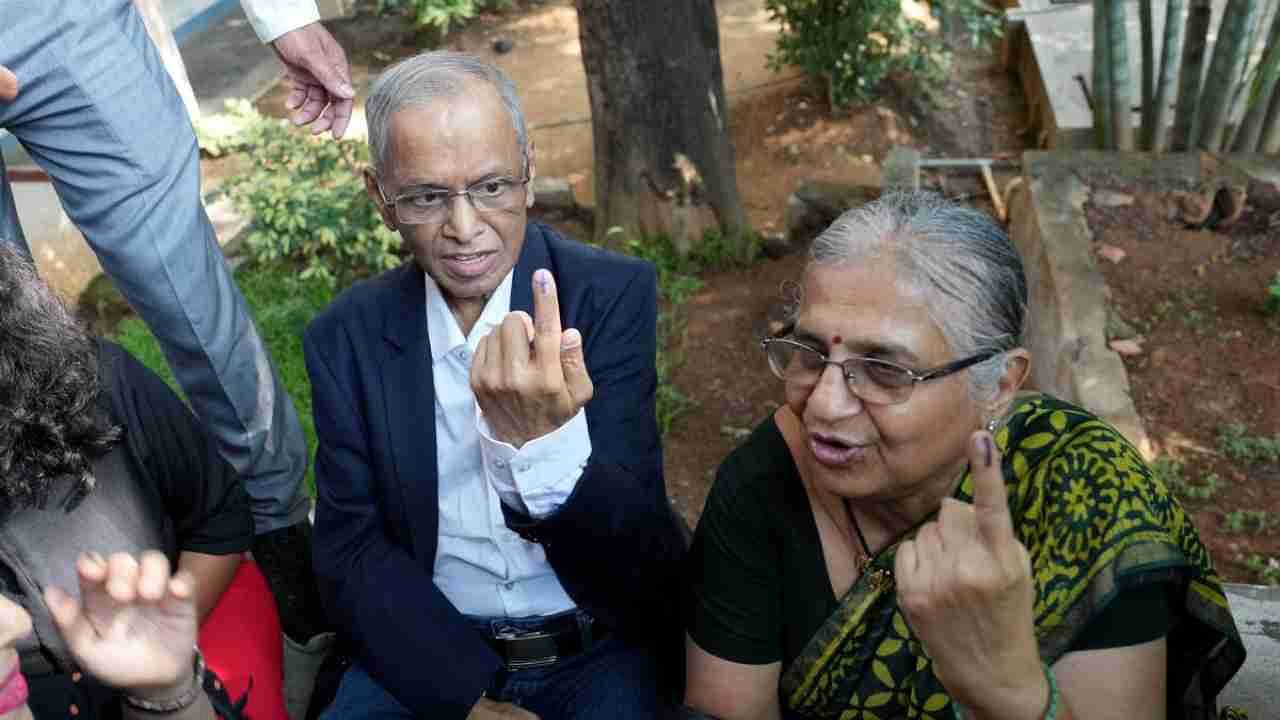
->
xmin=1217 ymin=423 xmax=1280 ymax=464
xmin=764 ymin=0 xmax=1001 ymax=107
xmin=377 ymin=0 xmax=511 ymax=33
xmin=217 ymin=106 xmax=402 ymax=288
xmin=1266 ymin=272 xmax=1280 ymax=315
xmin=1243 ymin=554 xmax=1280 ymax=585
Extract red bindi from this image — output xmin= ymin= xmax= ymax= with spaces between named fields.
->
xmin=831 ymin=335 xmax=843 ymax=345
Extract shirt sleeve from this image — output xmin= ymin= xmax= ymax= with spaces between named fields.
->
xmin=683 ymin=448 xmax=782 ymax=665
xmin=239 ymin=0 xmax=320 ymax=42
xmin=1069 ymin=582 xmax=1172 ymax=651
xmin=476 ymin=408 xmax=592 ymax=518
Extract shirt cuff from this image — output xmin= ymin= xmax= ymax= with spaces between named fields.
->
xmin=240 ymin=0 xmax=321 ymax=43
xmin=478 ymin=409 xmax=592 ymax=519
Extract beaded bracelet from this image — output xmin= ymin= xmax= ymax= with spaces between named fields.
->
xmin=951 ymin=661 xmax=1059 ymax=720
xmin=123 ymin=647 xmax=206 ymax=714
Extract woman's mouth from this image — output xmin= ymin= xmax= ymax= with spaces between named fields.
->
xmin=808 ymin=433 xmax=872 ymax=466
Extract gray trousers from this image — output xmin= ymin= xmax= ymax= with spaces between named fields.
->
xmin=0 ymin=0 xmax=308 ymax=533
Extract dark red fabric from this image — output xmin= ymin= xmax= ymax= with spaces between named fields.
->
xmin=199 ymin=557 xmax=288 ymax=720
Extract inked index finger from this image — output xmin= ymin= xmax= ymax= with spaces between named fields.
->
xmin=968 ymin=431 xmax=1014 ymax=545
xmin=531 ymin=269 xmax=562 ymax=362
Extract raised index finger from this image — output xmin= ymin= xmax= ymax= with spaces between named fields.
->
xmin=531 ymin=269 xmax=562 ymax=363
xmin=968 ymin=431 xmax=1014 ymax=546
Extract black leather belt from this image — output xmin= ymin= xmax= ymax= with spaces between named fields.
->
xmin=479 ymin=611 xmax=599 ymax=671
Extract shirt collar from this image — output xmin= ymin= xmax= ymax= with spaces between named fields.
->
xmin=424 ymin=271 xmax=514 ymax=364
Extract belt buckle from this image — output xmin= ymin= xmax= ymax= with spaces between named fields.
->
xmin=494 ymin=626 xmax=559 ymax=671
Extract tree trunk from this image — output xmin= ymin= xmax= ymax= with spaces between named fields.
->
xmin=575 ymin=0 xmax=750 ymax=258
xmin=1233 ymin=3 xmax=1280 ymax=150
xmin=1107 ymin=0 xmax=1136 ymax=150
xmin=1196 ymin=0 xmax=1261 ymax=150
xmin=1094 ymin=0 xmax=1115 ymax=148
xmin=1172 ymin=0 xmax=1213 ymax=149
xmin=1140 ymin=0 xmax=1156 ymax=147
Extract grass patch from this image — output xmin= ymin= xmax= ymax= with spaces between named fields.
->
xmin=1216 ymin=423 xmax=1280 ymax=465
xmin=114 ymin=264 xmax=334 ymax=496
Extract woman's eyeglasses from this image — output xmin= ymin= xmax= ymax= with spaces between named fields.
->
xmin=759 ymin=336 xmax=997 ymax=405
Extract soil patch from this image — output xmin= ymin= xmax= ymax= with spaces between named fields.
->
xmin=1088 ymin=187 xmax=1280 ymax=583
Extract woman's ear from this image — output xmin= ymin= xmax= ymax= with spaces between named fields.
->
xmin=525 ymin=139 xmax=537 ymax=208
xmin=988 ymin=348 xmax=1031 ymax=420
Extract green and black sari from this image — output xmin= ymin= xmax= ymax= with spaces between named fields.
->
xmin=686 ymin=394 xmax=1245 ymax=720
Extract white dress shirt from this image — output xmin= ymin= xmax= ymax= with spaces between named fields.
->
xmin=426 ymin=271 xmax=593 ymax=618
xmin=239 ymin=0 xmax=320 ymax=43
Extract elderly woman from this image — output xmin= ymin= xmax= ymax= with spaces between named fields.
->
xmin=683 ymin=192 xmax=1244 ymax=720
xmin=0 ymin=244 xmax=284 ymax=718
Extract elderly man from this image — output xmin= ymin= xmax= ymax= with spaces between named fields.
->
xmin=304 ymin=52 xmax=686 ymax=719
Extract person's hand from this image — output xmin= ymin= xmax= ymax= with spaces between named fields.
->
xmin=471 ymin=269 xmax=594 ymax=448
xmin=44 ymin=551 xmax=198 ymax=702
xmin=0 ymin=65 xmax=17 ymax=103
xmin=466 ymin=697 xmax=540 ymax=719
xmin=894 ymin=432 xmax=1049 ymax=720
xmin=0 ymin=594 xmax=33 ymax=720
xmin=269 ymin=22 xmax=354 ymax=139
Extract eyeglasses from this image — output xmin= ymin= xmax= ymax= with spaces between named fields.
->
xmin=376 ymin=172 xmax=530 ymax=226
xmin=759 ymin=336 xmax=998 ymax=406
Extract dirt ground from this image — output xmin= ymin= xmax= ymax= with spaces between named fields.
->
xmin=1089 ymin=189 xmax=1280 ymax=582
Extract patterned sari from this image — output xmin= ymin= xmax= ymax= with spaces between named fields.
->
xmin=777 ymin=394 xmax=1245 ymax=720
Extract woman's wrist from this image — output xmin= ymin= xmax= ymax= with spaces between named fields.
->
xmin=122 ymin=648 xmax=204 ymax=711
xmin=960 ymin=663 xmax=1053 ymax=720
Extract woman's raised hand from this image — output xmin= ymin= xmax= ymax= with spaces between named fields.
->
xmin=44 ymin=551 xmax=198 ymax=702
xmin=894 ymin=432 xmax=1050 ymax=720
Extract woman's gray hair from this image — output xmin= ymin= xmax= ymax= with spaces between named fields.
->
xmin=366 ymin=51 xmax=528 ymax=174
xmin=805 ymin=190 xmax=1028 ymax=399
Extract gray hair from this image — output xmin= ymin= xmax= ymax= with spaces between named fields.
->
xmin=804 ymin=190 xmax=1028 ymax=399
xmin=366 ymin=51 xmax=528 ymax=174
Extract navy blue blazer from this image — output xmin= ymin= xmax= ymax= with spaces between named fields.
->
xmin=303 ymin=222 xmax=685 ymax=717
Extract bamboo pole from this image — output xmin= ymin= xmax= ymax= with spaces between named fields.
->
xmin=1233 ymin=5 xmax=1280 ymax=150
xmin=1140 ymin=0 xmax=1156 ymax=147
xmin=1108 ymin=0 xmax=1136 ymax=150
xmin=1152 ymin=0 xmax=1188 ymax=151
xmin=1260 ymin=74 xmax=1280 ymax=150
xmin=1094 ymin=0 xmax=1115 ymax=148
xmin=1172 ymin=0 xmax=1214 ymax=149
xmin=1196 ymin=0 xmax=1261 ymax=150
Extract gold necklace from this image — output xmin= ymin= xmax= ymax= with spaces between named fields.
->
xmin=845 ymin=499 xmax=893 ymax=592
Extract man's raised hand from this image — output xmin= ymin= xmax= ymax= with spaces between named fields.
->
xmin=894 ymin=432 xmax=1049 ymax=720
xmin=0 ymin=65 xmax=17 ymax=103
xmin=471 ymin=269 xmax=594 ymax=448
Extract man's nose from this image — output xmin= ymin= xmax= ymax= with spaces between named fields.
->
xmin=443 ymin=193 xmax=483 ymax=242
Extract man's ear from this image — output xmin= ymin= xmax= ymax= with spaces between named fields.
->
xmin=364 ymin=168 xmax=398 ymax=231
xmin=988 ymin=348 xmax=1032 ymax=421
xmin=525 ymin=139 xmax=537 ymax=209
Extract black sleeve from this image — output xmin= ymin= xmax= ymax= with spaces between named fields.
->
xmin=684 ymin=440 xmax=783 ymax=665
xmin=1069 ymin=582 xmax=1172 ymax=652
xmin=100 ymin=340 xmax=253 ymax=556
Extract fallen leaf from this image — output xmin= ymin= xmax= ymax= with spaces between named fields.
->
xmin=1097 ymin=244 xmax=1127 ymax=263
xmin=1109 ymin=338 xmax=1145 ymax=356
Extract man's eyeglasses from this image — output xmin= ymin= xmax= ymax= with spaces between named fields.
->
xmin=377 ymin=172 xmax=531 ymax=225
xmin=759 ymin=336 xmax=997 ymax=406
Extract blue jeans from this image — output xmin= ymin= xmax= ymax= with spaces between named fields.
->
xmin=322 ymin=626 xmax=665 ymax=719
xmin=0 ymin=0 xmax=307 ymax=533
